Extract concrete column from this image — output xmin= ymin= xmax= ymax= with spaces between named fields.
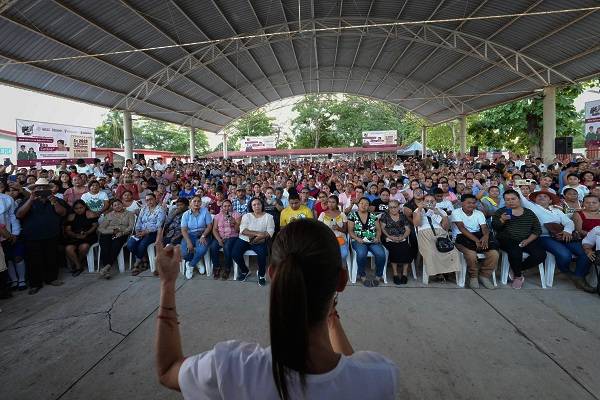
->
xmin=459 ymin=115 xmax=467 ymax=155
xmin=421 ymin=126 xmax=427 ymax=156
xmin=189 ymin=127 xmax=196 ymax=160
xmin=123 ymin=111 xmax=133 ymax=161
xmin=542 ymin=86 xmax=556 ymax=163
xmin=223 ymin=132 xmax=228 ymax=159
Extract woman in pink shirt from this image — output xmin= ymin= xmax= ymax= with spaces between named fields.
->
xmin=209 ymin=199 xmax=241 ymax=280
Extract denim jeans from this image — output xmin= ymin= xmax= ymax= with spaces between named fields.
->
xmin=231 ymin=238 xmax=268 ymax=277
xmin=127 ymin=231 xmax=158 ymax=261
xmin=539 ymin=236 xmax=590 ymax=278
xmin=180 ymin=232 xmax=212 ymax=268
xmin=351 ymin=240 xmax=386 ymax=278
xmin=209 ymin=237 xmax=237 ymax=272
xmin=340 ymin=242 xmax=349 ymax=265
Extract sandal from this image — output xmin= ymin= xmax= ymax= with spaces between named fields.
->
xmin=213 ymin=268 xmax=221 ymax=280
xmin=131 ymin=268 xmax=141 ymax=276
xmin=71 ymin=268 xmax=84 ymax=277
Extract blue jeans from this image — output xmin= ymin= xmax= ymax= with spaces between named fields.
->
xmin=180 ymin=232 xmax=212 ymax=268
xmin=127 ymin=232 xmax=158 ymax=261
xmin=231 ymin=238 xmax=268 ymax=277
xmin=352 ymin=240 xmax=386 ymax=278
xmin=539 ymin=236 xmax=590 ymax=278
xmin=209 ymin=237 xmax=237 ymax=272
xmin=340 ymin=242 xmax=349 ymax=264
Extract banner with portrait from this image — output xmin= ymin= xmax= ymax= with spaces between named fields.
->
xmin=15 ymin=119 xmax=95 ymax=167
xmin=241 ymin=136 xmax=276 ymax=152
xmin=362 ymin=130 xmax=397 ymax=147
xmin=584 ymin=99 xmax=600 ymax=150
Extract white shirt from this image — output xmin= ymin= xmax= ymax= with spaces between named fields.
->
xmin=154 ymin=162 xmax=167 ymax=172
xmin=517 ymin=189 xmax=574 ymax=236
xmin=436 ymin=199 xmax=454 ymax=214
xmin=416 ymin=208 xmax=448 ymax=231
xmin=582 ymin=227 xmax=600 ymax=250
xmin=80 ymin=191 xmax=109 ymax=213
xmin=0 ymin=193 xmax=20 ymax=235
xmin=179 ymin=340 xmax=399 ymax=400
xmin=239 ymin=213 xmax=275 ymax=242
xmin=450 ymin=208 xmax=486 ymax=238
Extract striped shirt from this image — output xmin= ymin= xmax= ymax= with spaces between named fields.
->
xmin=492 ymin=207 xmax=541 ymax=242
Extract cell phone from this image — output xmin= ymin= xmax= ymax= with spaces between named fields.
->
xmin=3 ymin=158 xmax=10 ymax=166
xmin=505 ymin=208 xmax=512 ymax=219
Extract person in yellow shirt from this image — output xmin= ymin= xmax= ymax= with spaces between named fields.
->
xmin=280 ymin=193 xmax=313 ymax=227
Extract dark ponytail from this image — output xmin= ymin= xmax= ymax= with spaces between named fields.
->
xmin=269 ymin=219 xmax=342 ymax=399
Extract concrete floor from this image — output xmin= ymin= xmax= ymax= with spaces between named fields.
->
xmin=1 ymin=267 xmax=599 ymax=400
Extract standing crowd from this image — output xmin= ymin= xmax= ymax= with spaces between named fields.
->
xmin=0 ymin=152 xmax=599 ymax=298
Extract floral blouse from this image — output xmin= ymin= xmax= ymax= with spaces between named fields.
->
xmin=348 ymin=211 xmax=378 ymax=241
xmin=380 ymin=212 xmax=409 ymax=236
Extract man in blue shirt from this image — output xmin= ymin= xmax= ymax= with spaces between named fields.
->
xmin=127 ymin=193 xmax=165 ymax=275
xmin=181 ymin=196 xmax=214 ymax=279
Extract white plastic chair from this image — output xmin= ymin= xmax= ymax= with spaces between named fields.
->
xmin=96 ymin=241 xmax=129 ymax=273
xmin=541 ymin=252 xmax=559 ymax=288
xmin=500 ymin=251 xmax=547 ymax=288
xmin=175 ymin=245 xmax=212 ymax=276
xmin=232 ymin=250 xmax=258 ymax=280
xmin=86 ymin=243 xmax=100 ymax=273
xmin=458 ymin=252 xmax=498 ymax=288
xmin=349 ymin=240 xmax=389 ymax=284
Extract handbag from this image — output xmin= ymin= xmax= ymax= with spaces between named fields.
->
xmin=427 ymin=216 xmax=455 ymax=253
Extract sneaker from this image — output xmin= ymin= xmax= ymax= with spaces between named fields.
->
xmin=469 ymin=277 xmax=480 ymax=289
xmin=199 ymin=264 xmax=206 ymax=275
xmin=236 ymin=271 xmax=250 ymax=282
xmin=184 ymin=261 xmax=194 ymax=280
xmin=393 ymin=275 xmax=401 ymax=285
xmin=511 ymin=276 xmax=525 ymax=289
xmin=258 ymin=276 xmax=266 ymax=286
xmin=479 ymin=276 xmax=495 ymax=289
xmin=400 ymin=275 xmax=408 ymax=284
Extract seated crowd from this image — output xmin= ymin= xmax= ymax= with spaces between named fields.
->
xmin=0 ymin=153 xmax=599 ymax=298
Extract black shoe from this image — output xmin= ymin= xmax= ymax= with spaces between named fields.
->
xmin=400 ymin=275 xmax=408 ymax=284
xmin=572 ymin=277 xmax=596 ymax=293
xmin=393 ymin=275 xmax=401 ymax=285
xmin=17 ymin=285 xmax=28 ymax=291
xmin=236 ymin=271 xmax=249 ymax=282
xmin=28 ymin=287 xmax=41 ymax=295
xmin=72 ymin=268 xmax=83 ymax=277
xmin=258 ymin=276 xmax=266 ymax=286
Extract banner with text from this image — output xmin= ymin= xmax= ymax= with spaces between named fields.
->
xmin=362 ymin=130 xmax=397 ymax=147
xmin=15 ymin=119 xmax=95 ymax=167
xmin=585 ymin=99 xmax=600 ymax=149
xmin=241 ymin=136 xmax=277 ymax=152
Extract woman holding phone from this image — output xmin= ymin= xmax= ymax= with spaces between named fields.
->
xmin=492 ymin=189 xmax=545 ymax=289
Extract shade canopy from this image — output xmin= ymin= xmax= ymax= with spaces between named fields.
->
xmin=1 ymin=0 xmax=598 ymax=132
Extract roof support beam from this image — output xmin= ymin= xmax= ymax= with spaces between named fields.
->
xmin=117 ymin=0 xmax=264 ymax=107
xmin=330 ymin=0 xmax=344 ymax=91
xmin=342 ymin=0 xmax=375 ymax=93
xmin=277 ymin=0 xmax=306 ymax=94
xmin=355 ymin=2 xmax=410 ymax=93
xmin=367 ymin=0 xmax=448 ymax=96
xmin=311 ymin=0 xmax=319 ymax=93
xmin=51 ymin=0 xmax=241 ymax=119
xmin=412 ymin=5 xmax=596 ymax=113
xmin=0 ymin=52 xmax=221 ymax=131
xmin=206 ymin=0 xmax=281 ymax=100
xmin=0 ymin=0 xmax=19 ymax=14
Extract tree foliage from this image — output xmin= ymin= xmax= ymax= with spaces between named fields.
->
xmin=289 ymin=95 xmax=419 ymax=148
xmin=467 ymin=84 xmax=585 ymax=154
xmin=95 ymin=112 xmax=210 ymax=155
xmin=223 ymin=109 xmax=275 ymax=150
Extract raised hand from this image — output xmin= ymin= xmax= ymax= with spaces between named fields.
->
xmin=155 ymin=229 xmax=181 ymax=283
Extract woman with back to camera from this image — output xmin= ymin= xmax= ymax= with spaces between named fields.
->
xmin=155 ymin=219 xmax=399 ymax=399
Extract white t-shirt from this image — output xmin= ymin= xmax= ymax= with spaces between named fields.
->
xmin=179 ymin=340 xmax=399 ymax=400
xmin=80 ymin=191 xmax=108 ymax=213
xmin=450 ymin=208 xmax=486 ymax=238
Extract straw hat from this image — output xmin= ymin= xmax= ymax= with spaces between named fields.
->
xmin=27 ymin=178 xmax=51 ymax=191
xmin=529 ymin=190 xmax=560 ymax=205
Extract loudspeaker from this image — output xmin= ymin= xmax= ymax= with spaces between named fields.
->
xmin=555 ymin=137 xmax=573 ymax=154
xmin=134 ymin=153 xmax=145 ymax=160
xmin=414 ymin=150 xmax=420 ymax=158
xmin=469 ymin=146 xmax=479 ymax=157
xmin=327 ymin=153 xmax=333 ymax=159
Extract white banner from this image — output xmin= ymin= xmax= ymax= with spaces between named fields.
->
xmin=241 ymin=135 xmax=276 ymax=152
xmin=16 ymin=119 xmax=95 ymax=167
xmin=584 ymin=99 xmax=600 ymax=146
xmin=362 ymin=130 xmax=397 ymax=147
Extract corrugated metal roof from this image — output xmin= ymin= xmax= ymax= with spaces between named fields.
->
xmin=0 ymin=0 xmax=598 ymax=132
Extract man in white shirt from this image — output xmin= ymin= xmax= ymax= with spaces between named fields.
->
xmin=451 ymin=194 xmax=499 ymax=289
xmin=154 ymin=157 xmax=167 ymax=172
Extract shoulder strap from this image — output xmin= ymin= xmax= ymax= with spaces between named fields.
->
xmin=426 ymin=215 xmax=437 ymax=236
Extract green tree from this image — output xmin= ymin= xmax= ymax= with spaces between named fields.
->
xmin=94 ymin=111 xmax=126 ymax=148
xmin=467 ymin=84 xmax=585 ymax=154
xmin=224 ymin=110 xmax=275 ymax=150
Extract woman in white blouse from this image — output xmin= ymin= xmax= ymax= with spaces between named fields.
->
xmin=517 ymin=189 xmax=594 ymax=292
xmin=231 ymin=197 xmax=275 ymax=286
